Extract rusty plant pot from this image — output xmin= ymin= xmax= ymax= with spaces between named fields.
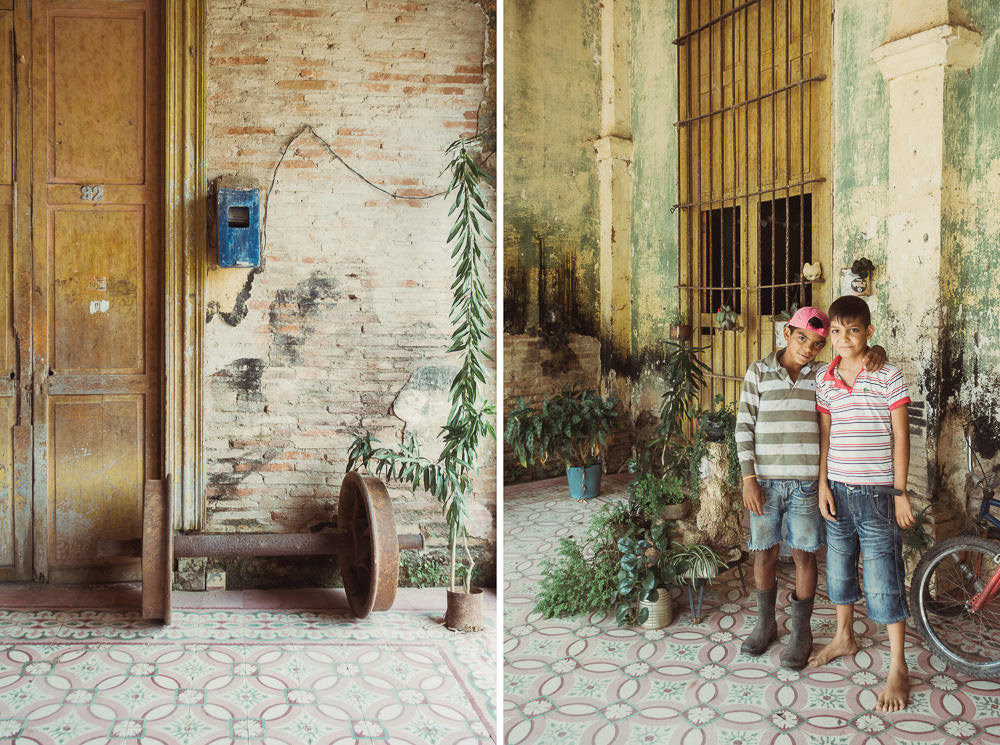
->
xmin=669 ymin=324 xmax=692 ymax=341
xmin=445 ymin=587 xmax=484 ymax=631
xmin=659 ymin=501 xmax=690 ymax=521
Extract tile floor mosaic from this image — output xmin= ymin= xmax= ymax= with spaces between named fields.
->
xmin=0 ymin=599 xmax=495 ymax=744
xmin=504 ymin=476 xmax=1000 ymax=745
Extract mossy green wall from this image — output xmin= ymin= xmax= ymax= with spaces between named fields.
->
xmin=831 ymin=1 xmax=890 ymax=336
xmin=502 ymin=0 xmax=601 ymax=335
xmin=942 ymin=1 xmax=1000 ymax=447
xmin=629 ymin=1 xmax=679 ymax=407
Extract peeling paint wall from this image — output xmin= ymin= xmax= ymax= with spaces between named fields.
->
xmin=831 ymin=1 xmax=891 ymax=335
xmin=629 ymin=2 xmax=679 ymax=413
xmin=502 ymin=0 xmax=602 ymax=338
xmin=940 ymin=0 xmax=1000 ymax=507
xmin=202 ymin=0 xmax=496 ymax=587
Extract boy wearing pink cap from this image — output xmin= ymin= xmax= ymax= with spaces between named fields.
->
xmin=736 ymin=306 xmax=884 ymax=669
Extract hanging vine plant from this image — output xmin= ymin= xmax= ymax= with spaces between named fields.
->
xmin=347 ymin=134 xmax=496 ymax=602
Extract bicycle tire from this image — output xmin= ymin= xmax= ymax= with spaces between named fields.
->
xmin=910 ymin=534 xmax=1000 ymax=678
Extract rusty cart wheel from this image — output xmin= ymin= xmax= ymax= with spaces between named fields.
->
xmin=338 ymin=472 xmax=399 ymax=617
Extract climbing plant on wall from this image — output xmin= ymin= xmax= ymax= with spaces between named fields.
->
xmin=347 ymin=134 xmax=496 ymax=595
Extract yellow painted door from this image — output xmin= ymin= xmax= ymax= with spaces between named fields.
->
xmin=0 ymin=0 xmax=32 ymax=581
xmin=31 ymin=0 xmax=161 ymax=582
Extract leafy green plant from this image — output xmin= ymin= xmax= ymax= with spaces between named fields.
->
xmin=504 ymin=385 xmax=618 ymax=468
xmin=692 ymin=395 xmax=741 ymax=494
xmin=615 ymin=520 xmax=679 ymax=626
xmin=654 ymin=340 xmax=711 ymax=457
xmin=666 ymin=542 xmax=728 ymax=585
xmin=667 ymin=310 xmax=687 ymax=328
xmin=346 ymin=135 xmax=495 ymax=594
xmin=627 ymin=472 xmax=687 ymax=521
xmin=902 ymin=504 xmax=934 ymax=565
xmin=534 ymin=500 xmax=640 ymax=618
xmin=715 ymin=305 xmax=740 ymax=331
xmin=773 ymin=302 xmax=800 ymax=324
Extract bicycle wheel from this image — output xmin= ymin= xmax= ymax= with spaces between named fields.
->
xmin=910 ymin=535 xmax=1000 ymax=678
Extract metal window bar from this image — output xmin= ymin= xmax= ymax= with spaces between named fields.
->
xmin=676 ymin=0 xmax=821 ymax=406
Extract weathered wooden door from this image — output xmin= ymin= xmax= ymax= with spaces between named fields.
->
xmin=30 ymin=0 xmax=161 ymax=582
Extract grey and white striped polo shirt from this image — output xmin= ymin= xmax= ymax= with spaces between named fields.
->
xmin=735 ymin=350 xmax=821 ymax=481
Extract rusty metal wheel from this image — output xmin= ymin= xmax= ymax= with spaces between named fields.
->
xmin=338 ymin=472 xmax=399 ymax=617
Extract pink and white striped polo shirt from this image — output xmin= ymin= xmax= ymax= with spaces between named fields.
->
xmin=815 ymin=357 xmax=911 ymax=485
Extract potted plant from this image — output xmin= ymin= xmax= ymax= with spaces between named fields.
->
xmin=667 ymin=309 xmax=691 ymax=341
xmin=628 ymin=471 xmax=690 ymax=521
xmin=505 ymin=385 xmax=618 ymax=499
xmin=698 ymin=394 xmax=736 ymax=444
xmin=666 ymin=542 xmax=728 ymax=623
xmin=772 ymin=302 xmax=800 ymax=348
xmin=615 ymin=520 xmax=680 ymax=628
xmin=346 ymin=134 xmax=495 ymax=632
xmin=715 ymin=304 xmax=740 ymax=331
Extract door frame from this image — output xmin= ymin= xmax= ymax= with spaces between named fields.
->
xmin=164 ymin=0 xmax=206 ymax=531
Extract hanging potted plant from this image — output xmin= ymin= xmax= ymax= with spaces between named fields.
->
xmin=347 ymin=134 xmax=495 ymax=632
xmin=667 ymin=309 xmax=691 ymax=342
xmin=505 ymin=386 xmax=618 ymax=499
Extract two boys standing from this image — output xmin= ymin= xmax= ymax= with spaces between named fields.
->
xmin=736 ymin=296 xmax=914 ymax=712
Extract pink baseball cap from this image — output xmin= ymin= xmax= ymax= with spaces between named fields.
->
xmin=786 ymin=306 xmax=829 ymax=337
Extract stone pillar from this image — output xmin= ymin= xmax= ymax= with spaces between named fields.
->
xmin=596 ymin=0 xmax=633 ymax=371
xmin=872 ymin=14 xmax=980 ymax=531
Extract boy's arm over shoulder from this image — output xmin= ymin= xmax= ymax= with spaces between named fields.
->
xmin=879 ymin=363 xmax=912 ymax=410
xmin=735 ymin=362 xmax=762 ymax=479
xmin=814 ymin=362 xmax=832 ymax=414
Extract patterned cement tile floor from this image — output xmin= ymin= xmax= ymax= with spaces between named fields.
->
xmin=0 ymin=587 xmax=496 ymax=744
xmin=504 ymin=475 xmax=1000 ymax=745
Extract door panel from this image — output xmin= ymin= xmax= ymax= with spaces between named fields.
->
xmin=51 ymin=396 xmax=142 ymax=566
xmin=32 ymin=0 xmax=161 ymax=583
xmin=50 ymin=12 xmax=144 ymax=182
xmin=51 ymin=207 xmax=144 ymax=373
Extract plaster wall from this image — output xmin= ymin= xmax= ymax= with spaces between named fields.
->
xmin=939 ymin=0 xmax=1000 ymax=512
xmin=200 ymin=0 xmax=496 ymax=586
xmin=629 ymin=1 xmax=679 ymax=414
xmin=502 ymin=0 xmax=602 ymax=337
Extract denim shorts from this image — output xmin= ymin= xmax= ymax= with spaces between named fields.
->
xmin=748 ymin=479 xmax=825 ymax=553
xmin=824 ymin=481 xmax=909 ymax=624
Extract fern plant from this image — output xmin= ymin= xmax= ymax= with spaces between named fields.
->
xmin=347 ymin=135 xmax=495 ymax=594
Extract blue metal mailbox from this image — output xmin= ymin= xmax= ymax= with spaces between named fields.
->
xmin=217 ymin=187 xmax=261 ymax=267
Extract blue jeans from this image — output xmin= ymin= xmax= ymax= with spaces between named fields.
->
xmin=824 ymin=481 xmax=909 ymax=624
xmin=749 ymin=479 xmax=825 ymax=553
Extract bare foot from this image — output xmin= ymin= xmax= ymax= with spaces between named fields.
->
xmin=876 ymin=665 xmax=910 ymax=712
xmin=808 ymin=635 xmax=859 ymax=667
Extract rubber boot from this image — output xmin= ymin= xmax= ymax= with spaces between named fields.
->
xmin=779 ymin=592 xmax=815 ymax=670
xmin=741 ymin=586 xmax=778 ymax=656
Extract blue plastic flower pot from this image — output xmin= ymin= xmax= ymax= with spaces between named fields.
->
xmin=567 ymin=463 xmax=603 ymax=499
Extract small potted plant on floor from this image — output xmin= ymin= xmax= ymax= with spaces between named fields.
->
xmin=666 ymin=542 xmax=728 ymax=623
xmin=616 ymin=520 xmax=680 ymax=628
xmin=505 ymin=385 xmax=618 ymax=499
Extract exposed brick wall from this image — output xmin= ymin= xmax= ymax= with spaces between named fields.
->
xmin=202 ymin=0 xmax=496 ymax=586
